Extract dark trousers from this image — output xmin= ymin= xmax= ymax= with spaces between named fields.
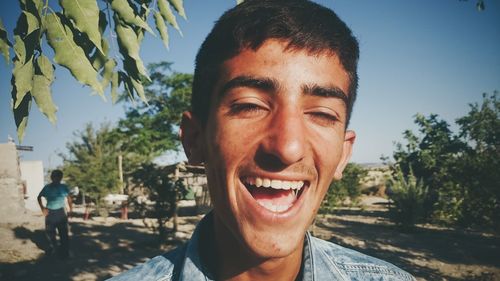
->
xmin=45 ymin=208 xmax=69 ymax=257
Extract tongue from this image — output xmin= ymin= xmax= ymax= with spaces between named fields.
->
xmin=249 ymin=187 xmax=297 ymax=206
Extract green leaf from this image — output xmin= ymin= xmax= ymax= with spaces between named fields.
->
xmin=236 ymin=0 xmax=244 ymax=4
xmin=44 ymin=13 xmax=104 ymax=96
xmin=36 ymin=53 xmax=54 ymax=79
xmin=115 ymin=17 xmax=149 ymax=79
xmin=111 ymin=71 xmax=119 ymax=104
xmin=20 ymin=0 xmax=43 ymax=20
xmin=130 ymin=74 xmax=146 ymax=102
xmin=22 ymin=11 xmax=40 ymax=36
xmin=101 ymin=58 xmax=116 ymax=89
xmin=97 ymin=10 xmax=108 ymax=34
xmin=13 ymin=11 xmax=40 ymax=63
xmin=91 ymin=37 xmax=109 ymax=71
xmin=154 ymin=11 xmax=169 ymax=49
xmin=0 ymin=18 xmax=12 ymax=65
xmin=110 ymin=0 xmax=154 ymax=35
xmin=120 ymin=71 xmax=134 ymax=100
xmin=13 ymin=35 xmax=26 ymax=63
xmin=120 ymin=67 xmax=147 ymax=103
xmin=32 ymin=55 xmax=57 ymax=124
xmin=59 ymin=0 xmax=104 ymax=54
xmin=168 ymin=0 xmax=187 ymax=20
xmin=90 ymin=11 xmax=109 ymax=70
xmin=122 ymin=55 xmax=147 ymax=102
xmin=157 ymin=0 xmax=182 ymax=35
xmin=13 ymin=92 xmax=32 ymax=142
xmin=12 ymin=56 xmax=34 ymax=109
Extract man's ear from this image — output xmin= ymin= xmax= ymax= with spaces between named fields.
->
xmin=179 ymin=111 xmax=204 ymax=165
xmin=333 ymin=130 xmax=356 ymax=180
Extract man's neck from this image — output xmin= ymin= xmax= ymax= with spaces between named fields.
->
xmin=204 ymin=214 xmax=304 ymax=281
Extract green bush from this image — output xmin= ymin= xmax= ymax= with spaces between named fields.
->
xmin=392 ymin=92 xmax=499 ymax=229
xmin=387 ymin=167 xmax=428 ymax=228
xmin=320 ymin=163 xmax=367 ymax=214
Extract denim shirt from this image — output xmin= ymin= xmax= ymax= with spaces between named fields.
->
xmin=109 ymin=214 xmax=415 ymax=281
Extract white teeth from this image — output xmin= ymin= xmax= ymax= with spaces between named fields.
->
xmin=297 ymin=181 xmax=304 ymax=188
xmin=245 ymin=177 xmax=305 ymax=191
xmin=255 ymin=178 xmax=263 ymax=187
xmin=271 ymin=179 xmax=282 ymax=189
xmin=258 ymin=201 xmax=293 ymax=213
xmin=262 ymin=178 xmax=271 ymax=187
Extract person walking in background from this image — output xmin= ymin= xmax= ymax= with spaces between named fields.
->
xmin=37 ymin=169 xmax=73 ymax=258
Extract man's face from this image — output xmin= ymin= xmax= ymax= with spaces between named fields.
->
xmin=183 ymin=39 xmax=355 ymax=259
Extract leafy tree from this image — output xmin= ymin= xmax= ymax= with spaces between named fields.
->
xmin=320 ymin=163 xmax=368 ymax=214
xmin=387 ymin=166 xmax=428 ymax=229
xmin=110 ymin=61 xmax=191 ymax=189
xmin=58 ymin=63 xmax=192 ymax=227
xmin=392 ymin=92 xmax=499 ymax=228
xmin=131 ymin=162 xmax=188 ymax=242
xmin=0 ymin=0 xmax=189 ymax=141
xmin=115 ymin=62 xmax=192 ymax=164
xmin=59 ymin=123 xmax=121 ymax=203
xmin=393 ymin=113 xmax=465 ymax=222
xmin=117 ymin=62 xmax=191 ymax=237
xmin=455 ymin=92 xmax=499 ymax=227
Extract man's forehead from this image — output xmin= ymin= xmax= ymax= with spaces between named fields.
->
xmin=214 ymin=39 xmax=350 ymax=95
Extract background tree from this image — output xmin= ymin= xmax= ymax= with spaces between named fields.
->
xmin=320 ymin=163 xmax=368 ymax=214
xmin=58 ymin=62 xmax=192 ymax=228
xmin=386 ymin=166 xmax=428 ymax=229
xmin=391 ymin=92 xmax=499 ymax=228
xmin=116 ymin=62 xmax=191 ymax=237
xmin=393 ymin=113 xmax=465 ymax=222
xmin=454 ymin=92 xmax=499 ymax=227
xmin=114 ymin=61 xmax=191 ymax=185
xmin=131 ymin=162 xmax=187 ymax=242
xmin=115 ymin=61 xmax=191 ymax=164
xmin=59 ymin=123 xmax=121 ymax=208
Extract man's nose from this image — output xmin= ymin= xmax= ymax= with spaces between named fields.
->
xmin=260 ymin=108 xmax=306 ymax=166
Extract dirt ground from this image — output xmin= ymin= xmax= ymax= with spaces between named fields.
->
xmin=0 ymin=196 xmax=498 ymax=281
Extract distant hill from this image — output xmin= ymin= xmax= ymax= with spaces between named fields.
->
xmin=357 ymin=163 xmax=389 ymax=169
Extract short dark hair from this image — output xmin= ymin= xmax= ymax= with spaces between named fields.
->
xmin=192 ymin=0 xmax=359 ymax=127
xmin=51 ymin=169 xmax=63 ymax=179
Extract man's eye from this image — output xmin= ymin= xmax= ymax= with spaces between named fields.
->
xmin=308 ymin=112 xmax=339 ymax=126
xmin=228 ymin=103 xmax=265 ymax=116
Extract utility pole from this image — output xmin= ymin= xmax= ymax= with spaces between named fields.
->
xmin=118 ymin=154 xmax=124 ymax=194
xmin=118 ymin=154 xmax=128 ymax=220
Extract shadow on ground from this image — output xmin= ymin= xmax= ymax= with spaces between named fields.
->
xmin=2 ymin=207 xmax=499 ymax=281
xmin=314 ymin=208 xmax=500 ymax=281
xmin=0 ymin=216 xmax=191 ymax=281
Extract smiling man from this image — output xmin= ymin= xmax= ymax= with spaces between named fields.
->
xmin=110 ymin=0 xmax=415 ymax=280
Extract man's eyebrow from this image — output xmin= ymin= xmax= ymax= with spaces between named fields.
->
xmin=219 ymin=76 xmax=279 ymax=97
xmin=302 ymin=84 xmax=348 ymax=104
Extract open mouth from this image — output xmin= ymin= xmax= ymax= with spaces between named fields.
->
xmin=242 ymin=177 xmax=307 ymax=213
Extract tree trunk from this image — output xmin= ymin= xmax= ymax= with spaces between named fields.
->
xmin=173 ymin=202 xmax=178 ymax=233
xmin=84 ymin=204 xmax=91 ymax=220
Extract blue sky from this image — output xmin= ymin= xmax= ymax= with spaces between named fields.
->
xmin=1 ymin=0 xmax=499 ymax=171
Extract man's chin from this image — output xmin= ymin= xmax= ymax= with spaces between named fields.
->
xmin=239 ymin=225 xmax=306 ymax=259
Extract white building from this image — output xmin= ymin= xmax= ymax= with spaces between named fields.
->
xmin=20 ymin=161 xmax=44 ymax=211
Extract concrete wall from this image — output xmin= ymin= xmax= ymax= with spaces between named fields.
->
xmin=0 ymin=143 xmax=26 ymax=222
xmin=20 ymin=161 xmax=44 ymax=211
